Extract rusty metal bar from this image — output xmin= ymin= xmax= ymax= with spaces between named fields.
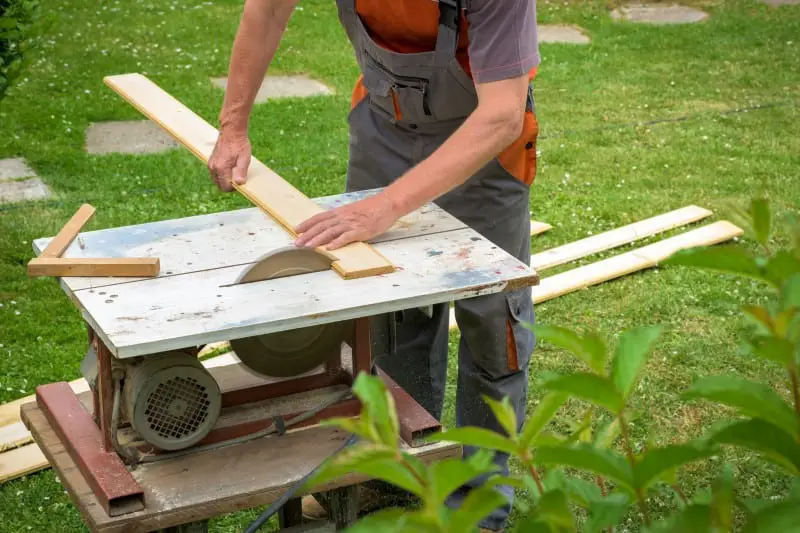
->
xmin=379 ymin=370 xmax=441 ymax=446
xmin=36 ymin=382 xmax=144 ymax=516
xmin=221 ymin=370 xmax=352 ymax=408
xmin=95 ymin=339 xmax=115 ymax=453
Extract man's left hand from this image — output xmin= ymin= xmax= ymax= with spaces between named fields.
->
xmin=294 ymin=193 xmax=400 ymax=250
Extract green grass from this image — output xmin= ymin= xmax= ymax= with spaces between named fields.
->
xmin=1 ymin=0 xmax=799 ymax=530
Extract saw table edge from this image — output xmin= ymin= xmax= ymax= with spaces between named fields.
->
xmin=103 ymin=72 xmax=395 ymax=280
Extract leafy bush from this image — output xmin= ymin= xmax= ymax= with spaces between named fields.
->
xmin=0 ymin=0 xmax=39 ymax=100
xmin=306 ymin=197 xmax=800 ymax=532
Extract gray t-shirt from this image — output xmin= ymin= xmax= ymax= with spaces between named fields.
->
xmin=466 ymin=0 xmax=539 ymax=83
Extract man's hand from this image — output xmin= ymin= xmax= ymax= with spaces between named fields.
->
xmin=294 ymin=193 xmax=400 ymax=250
xmin=208 ymin=131 xmax=252 ymax=192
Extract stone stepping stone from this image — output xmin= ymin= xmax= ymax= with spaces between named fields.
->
xmin=761 ymin=0 xmax=800 ymax=5
xmin=611 ymin=3 xmax=709 ymax=24
xmin=539 ymin=24 xmax=590 ymax=45
xmin=85 ymin=120 xmax=181 ymax=154
xmin=210 ymin=75 xmax=333 ymax=103
xmin=0 ymin=157 xmax=51 ymax=203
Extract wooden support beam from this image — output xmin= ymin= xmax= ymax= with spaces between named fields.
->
xmin=530 ymin=220 xmax=552 ymax=236
xmin=103 ymin=73 xmax=395 ymax=280
xmin=27 ymin=257 xmax=160 ymax=278
xmin=38 ymin=203 xmax=95 ymax=258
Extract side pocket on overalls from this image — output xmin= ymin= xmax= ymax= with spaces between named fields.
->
xmin=497 ymin=109 xmax=539 ymax=187
xmin=504 ymin=287 xmax=535 ymax=373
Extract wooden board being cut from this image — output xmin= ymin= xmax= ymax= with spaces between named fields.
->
xmin=103 ymin=73 xmax=394 ymax=280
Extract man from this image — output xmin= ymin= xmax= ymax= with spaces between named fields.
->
xmin=208 ymin=1 xmax=539 ymax=530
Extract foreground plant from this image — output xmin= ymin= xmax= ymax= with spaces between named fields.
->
xmin=307 ymin=197 xmax=800 ymax=532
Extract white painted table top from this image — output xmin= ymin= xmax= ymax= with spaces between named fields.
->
xmin=34 ymin=189 xmax=538 ymax=358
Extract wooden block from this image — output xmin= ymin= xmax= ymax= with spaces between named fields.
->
xmin=27 ymin=257 xmax=160 ymax=278
xmin=39 ymin=204 xmax=96 ymax=258
xmin=530 ymin=205 xmax=712 ymax=271
xmin=447 ymin=220 xmax=742 ymax=329
xmin=0 ymin=443 xmax=48 ymax=484
xmin=530 ymin=220 xmax=552 ymax=236
xmin=103 ymin=73 xmax=395 ymax=280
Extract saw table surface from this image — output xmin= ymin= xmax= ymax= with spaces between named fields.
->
xmin=33 ymin=189 xmax=539 ymax=359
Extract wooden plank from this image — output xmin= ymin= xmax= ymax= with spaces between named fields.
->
xmin=447 ymin=220 xmax=742 ymax=329
xmin=0 ymin=443 xmax=48 ymax=484
xmin=531 ymin=220 xmax=742 ymax=302
xmin=70 ymin=228 xmax=537 ymax=358
xmin=21 ymin=394 xmax=459 ymax=532
xmin=38 ymin=204 xmax=96 ymax=258
xmin=530 ymin=205 xmax=712 ymax=271
xmin=103 ymin=73 xmax=394 ymax=280
xmin=0 ymin=422 xmax=31 ymax=452
xmin=32 ymin=192 xmax=467 ymax=292
xmin=530 ymin=220 xmax=552 ymax=236
xmin=27 ymin=257 xmax=160 ymax=278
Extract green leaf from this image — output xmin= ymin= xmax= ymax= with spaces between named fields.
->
xmin=535 ymin=444 xmax=634 ymax=493
xmin=749 ymin=335 xmax=794 ymax=366
xmin=742 ymin=305 xmax=774 ymax=336
xmin=308 ymin=445 xmax=426 ymax=497
xmin=351 ymin=372 xmax=400 ymax=447
xmin=594 ymin=417 xmax=622 ymax=449
xmin=319 ymin=416 xmax=381 ymax=443
xmin=611 ymin=325 xmax=664 ymax=400
xmin=743 ymin=498 xmax=800 ymax=533
xmin=665 ymin=246 xmax=771 ymax=285
xmin=532 ymin=325 xmax=607 ymax=373
xmin=542 ymin=373 xmax=624 ymax=414
xmin=428 ymin=452 xmax=500 ymax=506
xmin=764 ymin=251 xmax=800 ymax=287
xmin=535 ymin=489 xmax=576 ymax=529
xmin=710 ymin=465 xmax=735 ymax=531
xmin=483 ymin=395 xmax=518 ymax=439
xmin=445 ymin=485 xmax=509 ymax=533
xmin=586 ymin=492 xmax=632 ymax=533
xmin=711 ymin=419 xmax=800 ymax=475
xmin=781 ymin=274 xmax=800 ymax=311
xmin=750 ymin=197 xmax=771 ymax=246
xmin=426 ymin=427 xmax=517 ymax=455
xmin=683 ymin=375 xmax=798 ymax=437
xmin=645 ymin=504 xmax=713 ymax=533
xmin=520 ymin=392 xmax=569 ymax=449
xmin=343 ymin=508 xmax=426 ymax=533
xmin=633 ymin=442 xmax=714 ymax=490
xmin=564 ymin=477 xmax=603 ymax=508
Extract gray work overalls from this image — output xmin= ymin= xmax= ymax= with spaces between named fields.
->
xmin=335 ymin=0 xmax=536 ymax=529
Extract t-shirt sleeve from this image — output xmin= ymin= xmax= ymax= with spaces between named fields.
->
xmin=465 ymin=0 xmax=539 ymax=84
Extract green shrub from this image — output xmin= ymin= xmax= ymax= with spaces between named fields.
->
xmin=305 ymin=197 xmax=800 ymax=532
xmin=0 ymin=0 xmax=39 ymax=100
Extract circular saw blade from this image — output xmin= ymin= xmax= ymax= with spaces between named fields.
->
xmin=230 ymin=246 xmax=350 ymax=378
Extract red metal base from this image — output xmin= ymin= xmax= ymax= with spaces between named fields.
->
xmin=37 ymin=317 xmax=441 ymax=518
xmin=35 ymin=382 xmax=145 ymax=517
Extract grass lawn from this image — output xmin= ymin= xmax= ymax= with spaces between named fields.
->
xmin=1 ymin=0 xmax=799 ymax=531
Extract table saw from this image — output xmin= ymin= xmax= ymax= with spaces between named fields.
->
xmin=20 ymin=187 xmax=540 ymax=532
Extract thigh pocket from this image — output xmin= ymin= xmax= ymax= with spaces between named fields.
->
xmin=497 ymin=110 xmax=539 ymax=186
xmin=456 ymin=288 xmax=534 ymax=379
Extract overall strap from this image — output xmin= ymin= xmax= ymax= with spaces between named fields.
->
xmin=336 ymin=0 xmax=356 ymax=12
xmin=434 ymin=0 xmax=462 ymax=66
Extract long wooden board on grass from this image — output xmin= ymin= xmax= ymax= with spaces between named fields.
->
xmin=448 ymin=220 xmax=742 ymax=329
xmin=103 ymin=73 xmax=394 ymax=280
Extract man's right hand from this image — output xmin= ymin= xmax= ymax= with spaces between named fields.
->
xmin=208 ymin=130 xmax=252 ymax=192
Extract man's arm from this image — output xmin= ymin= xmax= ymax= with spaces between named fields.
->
xmin=208 ymin=0 xmax=299 ymax=192
xmin=294 ymin=75 xmax=529 ymax=249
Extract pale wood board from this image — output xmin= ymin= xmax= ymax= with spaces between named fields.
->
xmin=27 ymin=257 xmax=160 ymax=278
xmin=0 ymin=422 xmax=31 ymax=452
xmin=103 ymin=73 xmax=393 ymax=280
xmin=0 ymin=443 xmax=48 ymax=484
xmin=21 ymin=393 xmax=459 ymax=532
xmin=447 ymin=221 xmax=742 ymax=329
xmin=38 ymin=204 xmax=96 ymax=258
xmin=530 ymin=205 xmax=712 ymax=271
xmin=530 ymin=220 xmax=552 ymax=236
xmin=0 ymin=378 xmax=90 ymax=429
xmin=32 ymin=190 xmax=467 ymax=292
xmin=57 ymin=227 xmax=537 ymax=358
